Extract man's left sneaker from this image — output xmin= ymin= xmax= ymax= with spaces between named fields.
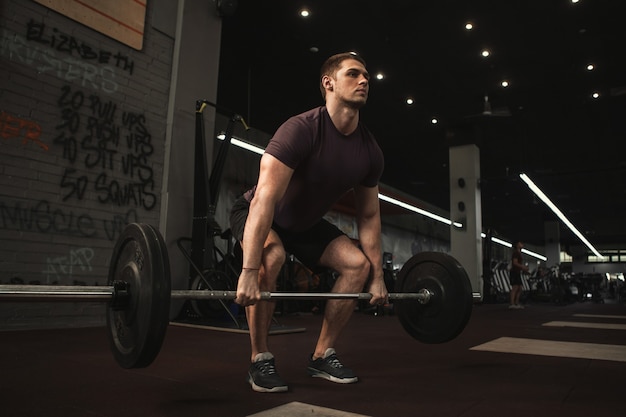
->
xmin=307 ymin=348 xmax=358 ymax=384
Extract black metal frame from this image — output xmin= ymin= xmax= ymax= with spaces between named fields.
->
xmin=177 ymin=100 xmax=248 ymax=327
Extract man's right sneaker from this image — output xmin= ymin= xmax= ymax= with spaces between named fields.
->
xmin=307 ymin=348 xmax=358 ymax=384
xmin=247 ymin=352 xmax=288 ymax=393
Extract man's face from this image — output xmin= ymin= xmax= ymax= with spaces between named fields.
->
xmin=331 ymin=58 xmax=370 ymax=108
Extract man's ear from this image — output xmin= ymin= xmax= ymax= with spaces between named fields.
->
xmin=322 ymin=75 xmax=333 ymax=91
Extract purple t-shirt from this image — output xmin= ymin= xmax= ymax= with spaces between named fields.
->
xmin=246 ymin=106 xmax=384 ymax=231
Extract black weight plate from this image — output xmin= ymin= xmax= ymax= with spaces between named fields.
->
xmin=143 ymin=223 xmax=172 ymax=363
xmin=106 ymin=223 xmax=171 ymax=368
xmin=394 ymin=252 xmax=472 ymax=343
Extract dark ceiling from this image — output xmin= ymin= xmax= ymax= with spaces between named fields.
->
xmin=216 ymin=0 xmax=626 ymax=251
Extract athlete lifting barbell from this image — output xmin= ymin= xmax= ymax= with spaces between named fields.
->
xmin=0 ymin=224 xmax=472 ymax=379
xmin=0 ymin=52 xmax=474 ymax=394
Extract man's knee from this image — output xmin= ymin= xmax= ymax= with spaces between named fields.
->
xmin=339 ymin=251 xmax=371 ymax=285
xmin=355 ymin=254 xmax=371 ymax=279
xmin=263 ymin=242 xmax=286 ymax=274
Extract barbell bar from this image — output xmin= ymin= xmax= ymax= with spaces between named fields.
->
xmin=172 ymin=289 xmax=433 ymax=302
xmin=0 ymin=285 xmax=115 ymax=301
xmin=0 ymin=286 xmax=432 ymax=303
xmin=0 ymin=223 xmax=474 ymax=369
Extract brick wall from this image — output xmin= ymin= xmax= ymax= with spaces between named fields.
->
xmin=0 ymin=0 xmax=173 ymax=328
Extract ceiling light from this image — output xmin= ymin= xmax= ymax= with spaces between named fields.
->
xmin=406 ymin=98 xmax=414 ymax=105
xmin=519 ymin=173 xmax=604 ymax=259
xmin=482 ymin=234 xmax=547 ymax=261
xmin=586 ymin=64 xmax=594 ymax=71
xmin=481 ymin=49 xmax=490 ymax=58
xmin=299 ymin=9 xmax=310 ymax=17
xmin=489 ymin=236 xmax=511 ymax=247
xmin=591 ymin=91 xmax=600 ymax=99
xmin=216 ymin=133 xmax=265 ymax=155
xmin=465 ymin=23 xmax=473 ymax=30
xmin=501 ymin=80 xmax=509 ymax=88
xmin=375 ymin=73 xmax=384 ymax=80
xmin=431 ymin=118 xmax=438 ymax=124
xmin=378 ymin=194 xmax=462 ymax=227
xmin=521 ymin=247 xmax=547 ymax=260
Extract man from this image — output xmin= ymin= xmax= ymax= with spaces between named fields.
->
xmin=509 ymin=241 xmax=529 ymax=309
xmin=229 ymin=52 xmax=388 ymax=393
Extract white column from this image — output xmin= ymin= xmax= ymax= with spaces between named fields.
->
xmin=160 ymin=0 xmax=224 ymax=318
xmin=449 ymin=144 xmax=483 ymax=301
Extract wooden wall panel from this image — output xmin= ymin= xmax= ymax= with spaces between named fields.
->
xmin=34 ymin=0 xmax=146 ymax=50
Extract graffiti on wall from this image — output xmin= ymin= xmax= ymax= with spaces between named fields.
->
xmin=0 ymin=199 xmax=139 ymax=241
xmin=0 ymin=110 xmax=48 ymax=150
xmin=0 ymin=19 xmax=137 ymax=94
xmin=25 ymin=19 xmax=135 ymax=74
xmin=54 ymin=85 xmax=157 ymax=210
xmin=41 ymin=246 xmax=95 ymax=282
xmin=0 ymin=14 xmax=163 ymax=283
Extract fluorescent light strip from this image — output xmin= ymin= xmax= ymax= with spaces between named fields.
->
xmin=217 ymin=133 xmax=265 ymax=155
xmin=231 ymin=138 xmax=265 ymax=155
xmin=480 ymin=233 xmax=547 ymax=261
xmin=214 ymin=135 xmax=550 ymax=260
xmin=519 ymin=173 xmax=603 ymax=259
xmin=490 ymin=236 xmax=511 ymax=247
xmin=378 ymin=193 xmax=463 ymax=227
xmin=522 ymin=248 xmax=548 ymax=261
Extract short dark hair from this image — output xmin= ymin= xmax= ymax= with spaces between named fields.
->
xmin=319 ymin=52 xmax=367 ymax=99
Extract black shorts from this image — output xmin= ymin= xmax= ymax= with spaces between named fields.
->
xmin=229 ymin=196 xmax=345 ymax=270
xmin=509 ymin=271 xmax=522 ymax=286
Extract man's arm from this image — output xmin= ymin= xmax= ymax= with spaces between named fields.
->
xmin=353 ymin=184 xmax=388 ymax=303
xmin=236 ymin=153 xmax=293 ymax=306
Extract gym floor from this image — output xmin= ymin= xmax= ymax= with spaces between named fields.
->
xmin=1 ymin=300 xmax=625 ymax=417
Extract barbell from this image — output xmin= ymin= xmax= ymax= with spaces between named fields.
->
xmin=0 ymin=223 xmax=474 ymax=369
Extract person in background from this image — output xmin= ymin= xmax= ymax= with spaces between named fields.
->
xmin=509 ymin=241 xmax=529 ymax=309
xmin=229 ymin=52 xmax=388 ymax=393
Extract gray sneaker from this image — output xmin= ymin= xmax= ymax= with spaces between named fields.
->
xmin=307 ymin=348 xmax=358 ymax=384
xmin=247 ymin=352 xmax=288 ymax=393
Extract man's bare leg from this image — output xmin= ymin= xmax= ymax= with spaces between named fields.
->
xmin=312 ymin=236 xmax=370 ymax=359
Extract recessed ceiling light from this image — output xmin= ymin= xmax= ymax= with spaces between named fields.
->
xmin=431 ymin=118 xmax=438 ymax=124
xmin=406 ymin=98 xmax=414 ymax=105
xmin=299 ymin=9 xmax=310 ymax=17
xmin=591 ymin=91 xmax=600 ymax=99
xmin=586 ymin=64 xmax=594 ymax=71
xmin=465 ymin=22 xmax=473 ymax=30
xmin=481 ymin=49 xmax=490 ymax=57
xmin=501 ymin=80 xmax=509 ymax=88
